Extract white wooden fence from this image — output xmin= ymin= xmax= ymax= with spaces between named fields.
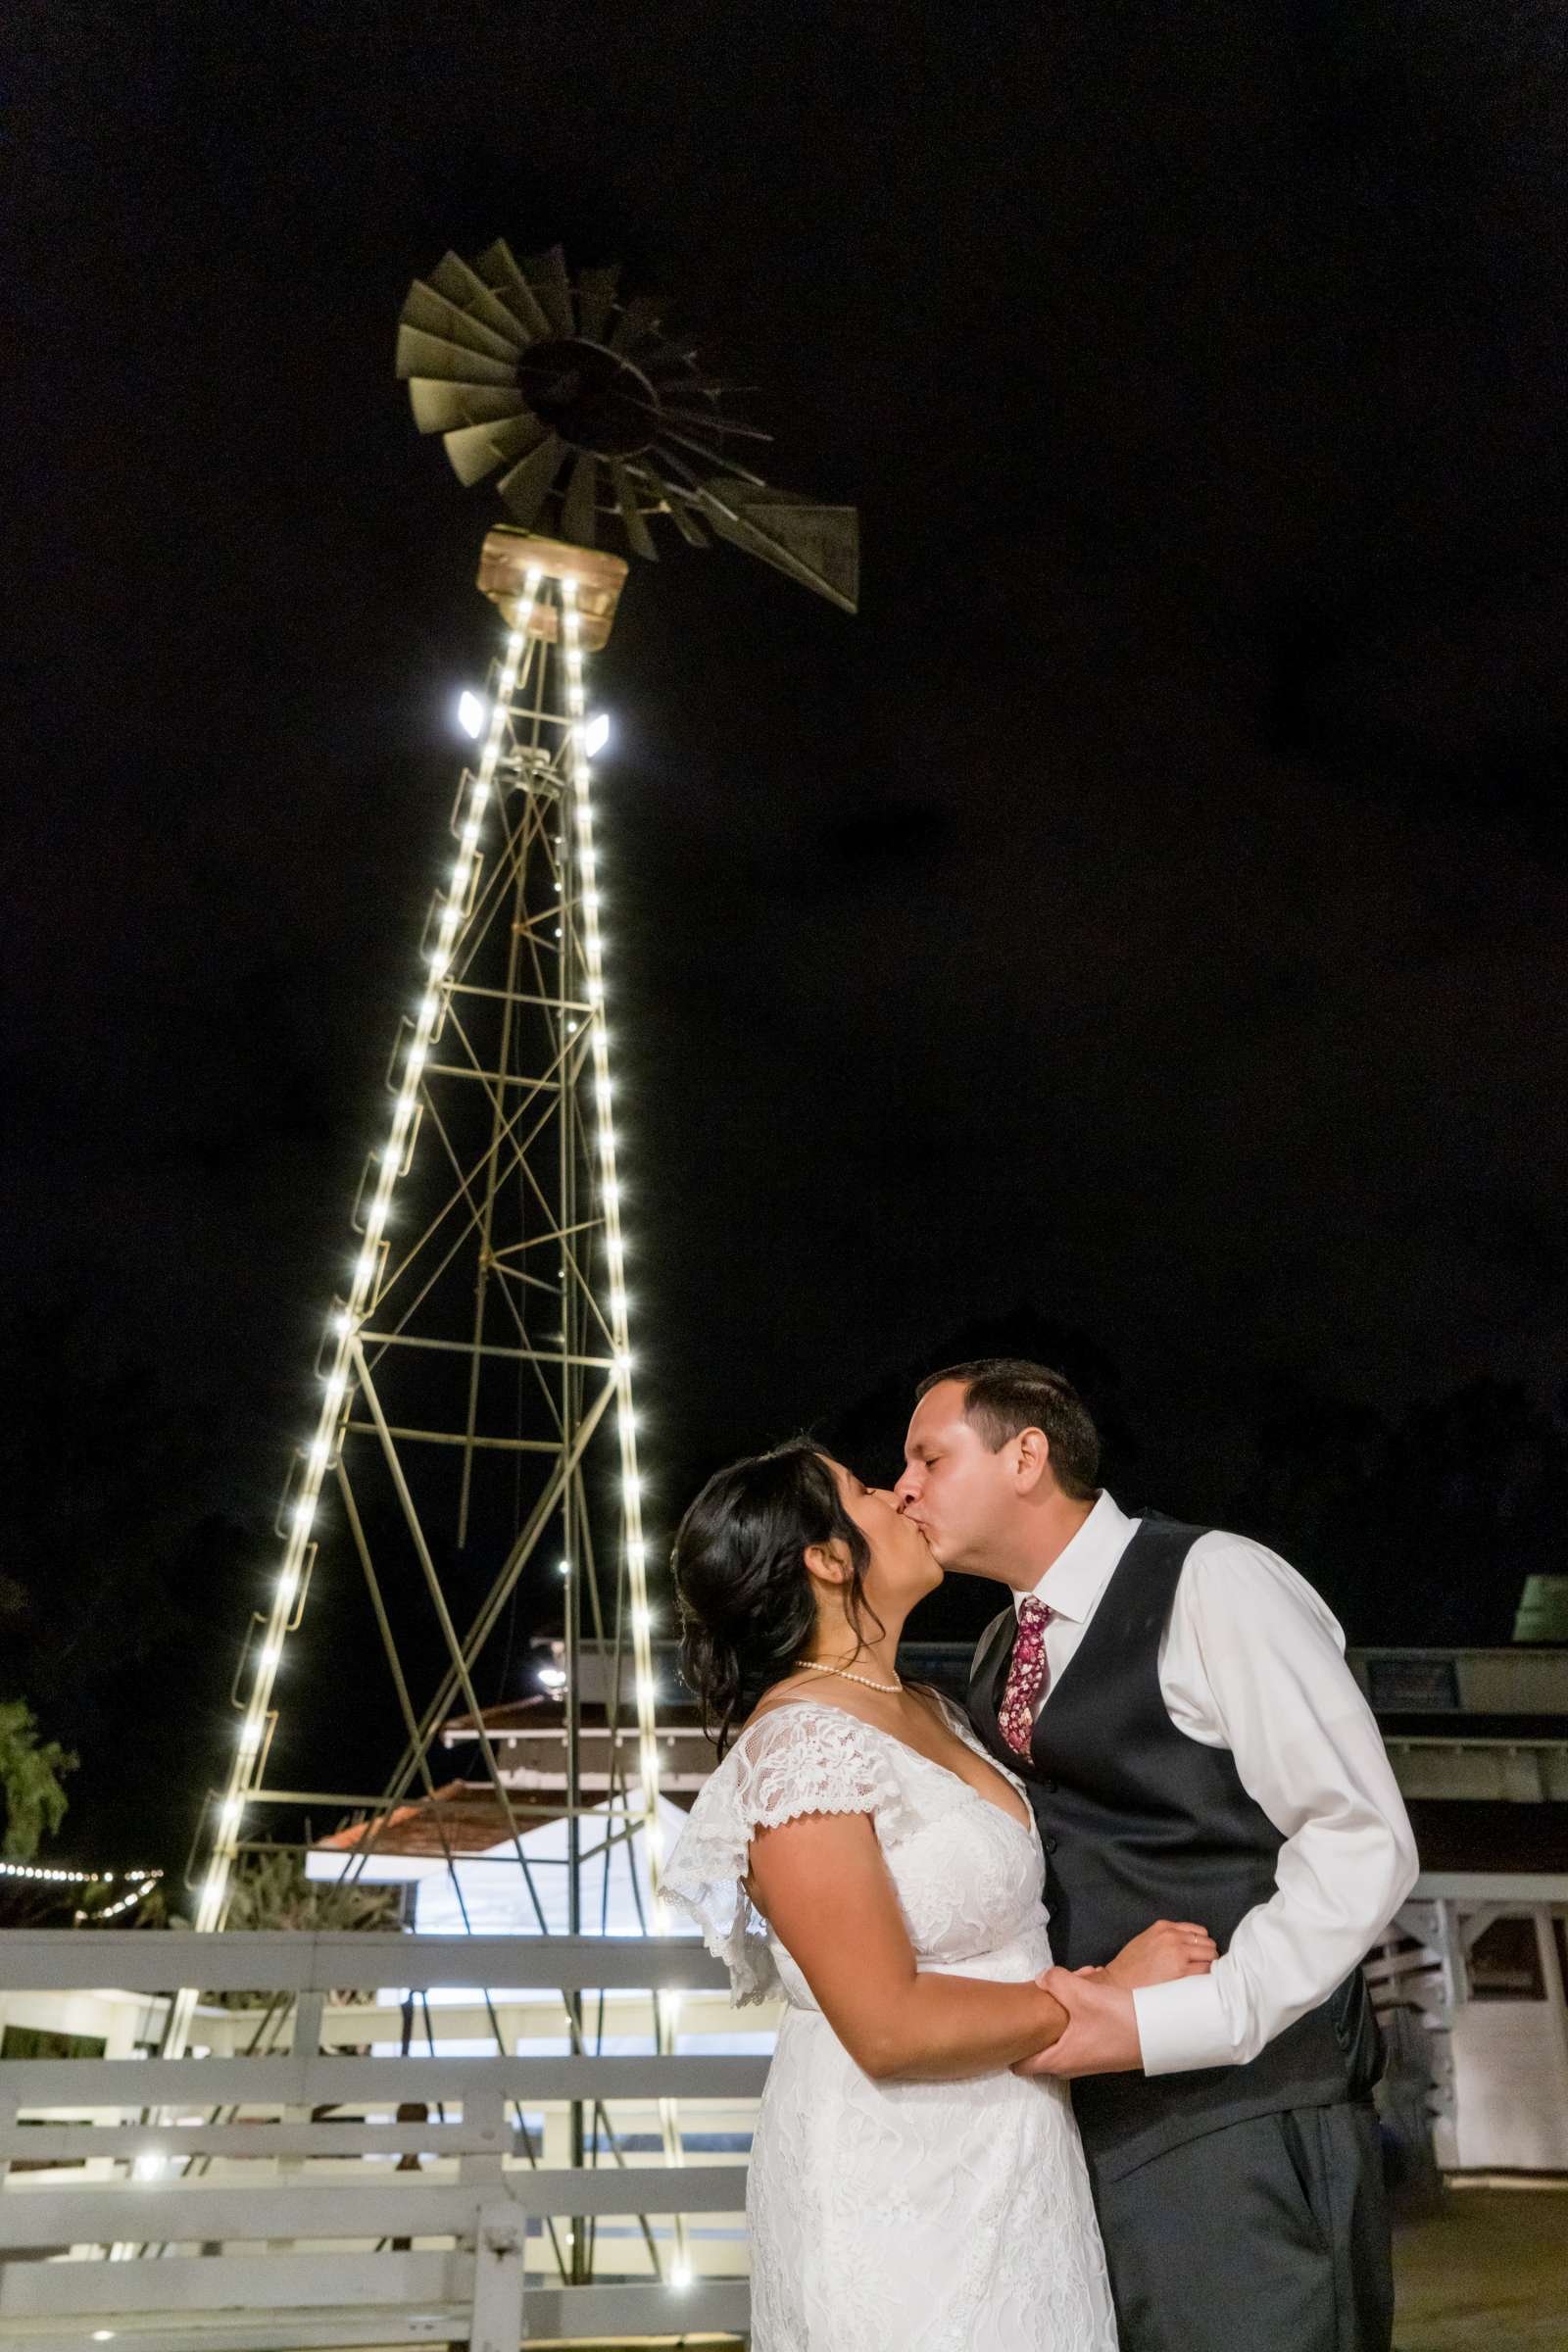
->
xmin=0 ymin=1930 xmax=764 ymax=2352
xmin=4 ymin=1873 xmax=1564 ymax=2349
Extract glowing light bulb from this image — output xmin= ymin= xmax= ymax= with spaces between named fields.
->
xmin=585 ymin=711 xmax=611 ymax=757
xmin=457 ymin=690 xmax=486 ymax=739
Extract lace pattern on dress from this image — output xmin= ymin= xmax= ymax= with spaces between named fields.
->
xmin=660 ymin=1705 xmax=922 ymax=2006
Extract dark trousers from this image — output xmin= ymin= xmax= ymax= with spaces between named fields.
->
xmin=1087 ymin=2100 xmax=1395 ymax=2352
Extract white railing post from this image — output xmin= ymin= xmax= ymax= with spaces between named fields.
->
xmin=470 ymin=2199 xmax=526 ymax=2352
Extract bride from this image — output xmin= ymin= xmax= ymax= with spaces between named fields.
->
xmin=661 ymin=1440 xmax=1216 ymax=2352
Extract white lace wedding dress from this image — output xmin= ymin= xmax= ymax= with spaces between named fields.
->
xmin=661 ymin=1691 xmax=1118 ymax=2351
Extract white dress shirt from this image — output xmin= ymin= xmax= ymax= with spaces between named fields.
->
xmin=1014 ymin=1490 xmax=1419 ymax=2077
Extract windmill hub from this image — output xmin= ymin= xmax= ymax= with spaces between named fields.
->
xmin=515 ymin=339 xmax=660 ymax=458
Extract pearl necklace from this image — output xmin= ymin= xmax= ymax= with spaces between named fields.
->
xmin=799 ymin=1659 xmax=904 ymax=1692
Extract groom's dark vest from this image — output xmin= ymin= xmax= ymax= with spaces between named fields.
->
xmin=966 ymin=1510 xmax=1383 ymax=2181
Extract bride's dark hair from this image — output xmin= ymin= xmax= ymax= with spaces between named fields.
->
xmin=673 ymin=1438 xmax=893 ymax=1757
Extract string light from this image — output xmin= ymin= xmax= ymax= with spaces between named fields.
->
xmin=559 ymin=573 xmax=673 ymax=1959
xmin=0 ymin=1859 xmax=160 ymax=1885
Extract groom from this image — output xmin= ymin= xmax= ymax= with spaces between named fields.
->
xmin=895 ymin=1358 xmax=1418 ymax=2352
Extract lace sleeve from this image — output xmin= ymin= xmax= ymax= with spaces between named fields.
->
xmin=659 ymin=1705 xmax=918 ymax=2007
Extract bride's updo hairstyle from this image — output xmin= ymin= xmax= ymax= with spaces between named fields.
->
xmin=673 ymin=1439 xmax=887 ymax=1757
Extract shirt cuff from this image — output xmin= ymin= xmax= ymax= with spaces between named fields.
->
xmin=1132 ymin=1974 xmax=1238 ymax=2076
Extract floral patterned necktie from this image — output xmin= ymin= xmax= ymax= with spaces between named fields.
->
xmin=998 ymin=1594 xmax=1054 ymax=1758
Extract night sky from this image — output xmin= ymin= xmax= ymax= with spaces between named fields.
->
xmin=7 ymin=4 xmax=1568 ymax=1867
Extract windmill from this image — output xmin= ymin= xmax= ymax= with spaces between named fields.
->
xmin=172 ymin=240 xmax=856 ymax=2289
xmin=396 ymin=238 xmax=858 ymax=609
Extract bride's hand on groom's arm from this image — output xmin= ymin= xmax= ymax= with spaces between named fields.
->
xmin=1010 ymin=1967 xmax=1144 ymax=2079
xmin=1101 ymin=1917 xmax=1217 ymax=1990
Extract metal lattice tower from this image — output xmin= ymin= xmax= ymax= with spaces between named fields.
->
xmin=197 ymin=535 xmax=662 ymax=1933
xmin=169 ymin=244 xmax=855 ymax=2283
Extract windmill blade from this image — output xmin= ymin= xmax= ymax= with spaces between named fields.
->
xmin=400 ymin=280 xmax=521 ymax=362
xmin=560 ymin=450 xmax=599 ymax=546
xmin=396 ymin=323 xmax=515 ymax=387
xmin=697 ymin=482 xmax=859 ymax=613
xmin=662 ymin=492 xmax=711 ymax=549
xmin=610 ymin=460 xmax=660 ymax=561
xmin=442 ymin=413 xmax=551 ymax=488
xmin=408 ymin=379 xmax=524 ymax=434
xmin=611 ymin=294 xmax=662 ymax=355
xmin=472 ymin=239 xmax=554 ymax=341
xmin=497 ymin=432 xmax=566 ymax=527
xmin=658 ymin=429 xmax=767 ymax=488
xmin=425 ymin=251 xmax=540 ymax=351
xmin=575 ymin=265 xmax=620 ymax=343
xmin=660 ymin=406 xmax=773 ymax=443
xmin=523 ymin=245 xmax=575 ymax=338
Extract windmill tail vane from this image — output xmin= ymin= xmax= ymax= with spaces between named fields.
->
xmin=397 ymin=239 xmax=858 ymax=613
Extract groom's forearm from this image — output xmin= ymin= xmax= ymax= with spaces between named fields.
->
xmin=1133 ymin=1794 xmax=1418 ymax=2074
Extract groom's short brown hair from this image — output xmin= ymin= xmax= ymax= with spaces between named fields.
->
xmin=915 ymin=1358 xmax=1101 ymax=1500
